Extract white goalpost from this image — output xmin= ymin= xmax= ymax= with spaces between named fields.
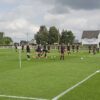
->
xmin=18 ymin=46 xmax=22 ymax=69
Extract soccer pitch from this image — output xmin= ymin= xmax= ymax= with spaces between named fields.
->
xmin=0 ymin=48 xmax=100 ymax=100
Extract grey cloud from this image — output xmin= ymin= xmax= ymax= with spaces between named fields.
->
xmin=49 ymin=5 xmax=69 ymax=14
xmin=42 ymin=0 xmax=100 ymax=9
xmin=39 ymin=0 xmax=100 ymax=14
xmin=56 ymin=0 xmax=100 ymax=10
xmin=1 ymin=0 xmax=100 ymax=10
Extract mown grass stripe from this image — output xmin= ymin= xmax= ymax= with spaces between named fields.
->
xmin=52 ymin=70 xmax=100 ymax=100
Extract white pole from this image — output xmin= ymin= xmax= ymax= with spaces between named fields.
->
xmin=18 ymin=46 xmax=22 ymax=69
xmin=27 ymin=33 xmax=29 ymax=43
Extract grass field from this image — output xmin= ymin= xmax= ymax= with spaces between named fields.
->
xmin=0 ymin=48 xmax=100 ymax=100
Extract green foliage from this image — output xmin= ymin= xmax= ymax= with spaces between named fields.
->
xmin=0 ymin=32 xmax=13 ymax=45
xmin=48 ymin=26 xmax=60 ymax=44
xmin=0 ymin=32 xmax=4 ymax=44
xmin=3 ymin=37 xmax=13 ymax=45
xmin=0 ymin=32 xmax=4 ymax=39
xmin=0 ymin=39 xmax=3 ymax=44
xmin=60 ymin=30 xmax=75 ymax=44
xmin=35 ymin=26 xmax=48 ymax=44
xmin=35 ymin=26 xmax=75 ymax=45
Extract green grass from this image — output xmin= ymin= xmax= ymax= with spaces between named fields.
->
xmin=0 ymin=48 xmax=100 ymax=100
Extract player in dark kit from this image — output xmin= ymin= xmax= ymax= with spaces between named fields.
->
xmin=93 ymin=45 xmax=96 ymax=55
xmin=36 ymin=44 xmax=42 ymax=58
xmin=21 ymin=44 xmax=24 ymax=52
xmin=72 ymin=44 xmax=75 ymax=52
xmin=67 ymin=43 xmax=71 ymax=55
xmin=42 ymin=45 xmax=48 ymax=58
xmin=60 ymin=43 xmax=65 ymax=60
xmin=88 ymin=45 xmax=92 ymax=54
xmin=76 ymin=44 xmax=79 ymax=52
xmin=96 ymin=44 xmax=99 ymax=53
xmin=47 ymin=44 xmax=50 ymax=53
xmin=26 ymin=44 xmax=31 ymax=60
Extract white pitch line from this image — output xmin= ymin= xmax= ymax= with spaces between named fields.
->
xmin=52 ymin=70 xmax=100 ymax=100
xmin=0 ymin=94 xmax=48 ymax=100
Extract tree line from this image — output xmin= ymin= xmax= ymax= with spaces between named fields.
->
xmin=0 ymin=32 xmax=13 ymax=45
xmin=0 ymin=25 xmax=75 ymax=45
xmin=35 ymin=26 xmax=75 ymax=45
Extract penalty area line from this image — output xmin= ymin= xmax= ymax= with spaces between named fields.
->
xmin=0 ymin=94 xmax=48 ymax=100
xmin=52 ymin=70 xmax=100 ymax=100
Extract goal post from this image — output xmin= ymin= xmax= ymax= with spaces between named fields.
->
xmin=18 ymin=46 xmax=22 ymax=69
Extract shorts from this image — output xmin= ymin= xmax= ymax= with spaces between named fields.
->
xmin=43 ymin=49 xmax=48 ymax=52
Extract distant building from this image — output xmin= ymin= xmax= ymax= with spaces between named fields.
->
xmin=29 ymin=39 xmax=37 ymax=45
xmin=82 ymin=30 xmax=100 ymax=45
xmin=14 ymin=42 xmax=19 ymax=46
xmin=20 ymin=40 xmax=27 ymax=45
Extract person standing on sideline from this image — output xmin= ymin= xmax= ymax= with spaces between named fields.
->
xmin=26 ymin=44 xmax=31 ymax=60
xmin=67 ymin=43 xmax=71 ymax=55
xmin=60 ymin=43 xmax=65 ymax=60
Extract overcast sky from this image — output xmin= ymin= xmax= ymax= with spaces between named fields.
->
xmin=0 ymin=0 xmax=100 ymax=42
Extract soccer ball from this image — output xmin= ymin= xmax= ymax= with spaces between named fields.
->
xmin=80 ymin=57 xmax=83 ymax=60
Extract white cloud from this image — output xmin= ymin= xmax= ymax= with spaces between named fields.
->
xmin=0 ymin=18 xmax=39 ymax=42
xmin=44 ymin=9 xmax=100 ymax=41
xmin=0 ymin=0 xmax=100 ymax=42
xmin=6 ymin=19 xmax=28 ymax=30
xmin=0 ymin=0 xmax=16 ymax=4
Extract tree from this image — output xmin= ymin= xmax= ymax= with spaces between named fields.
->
xmin=0 ymin=32 xmax=13 ymax=45
xmin=0 ymin=32 xmax=4 ymax=39
xmin=60 ymin=30 xmax=75 ymax=44
xmin=3 ymin=37 xmax=13 ymax=45
xmin=35 ymin=26 xmax=48 ymax=44
xmin=48 ymin=26 xmax=60 ymax=44
xmin=0 ymin=32 xmax=4 ymax=44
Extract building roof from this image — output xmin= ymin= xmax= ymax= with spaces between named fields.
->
xmin=82 ymin=30 xmax=100 ymax=39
